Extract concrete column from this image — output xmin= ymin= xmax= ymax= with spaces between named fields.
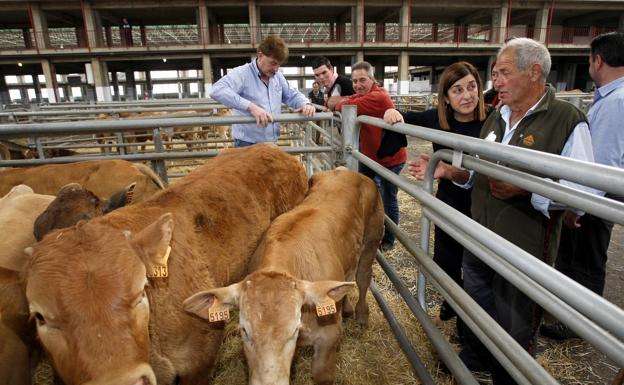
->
xmin=486 ymin=55 xmax=496 ymax=89
xmin=374 ymin=62 xmax=385 ymax=86
xmin=140 ymin=26 xmax=147 ymax=46
xmin=90 ymin=59 xmax=111 ymax=102
xmin=534 ymin=5 xmax=550 ymax=43
xmin=81 ymin=1 xmax=103 ymax=48
xmin=111 ymin=71 xmax=119 ymax=101
xmin=352 ymin=2 xmax=365 ymax=43
xmin=354 ymin=51 xmax=364 ymax=64
xmin=375 ymin=22 xmax=385 ymax=42
xmin=125 ymin=70 xmax=136 ymax=100
xmin=202 ymin=54 xmax=213 ymax=95
xmin=197 ymin=0 xmax=209 ymax=45
xmin=336 ymin=21 xmax=345 ymax=42
xmin=31 ymin=72 xmax=42 ymax=103
xmin=145 ymin=71 xmax=153 ymax=98
xmin=41 ymin=59 xmax=59 ymax=103
xmin=398 ymin=51 xmax=410 ymax=94
xmin=22 ymin=28 xmax=33 ymax=49
xmin=400 ymin=0 xmax=410 ymax=43
xmin=18 ymin=76 xmax=28 ymax=103
xmin=248 ymin=0 xmax=261 ymax=46
xmin=492 ymin=7 xmax=508 ymax=44
xmin=0 ymin=75 xmax=10 ymax=108
xmin=29 ymin=3 xmax=49 ymax=49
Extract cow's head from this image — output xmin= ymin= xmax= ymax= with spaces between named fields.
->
xmin=184 ymin=271 xmax=353 ymax=385
xmin=33 ymin=182 xmax=136 ymax=241
xmin=25 ymin=213 xmax=174 ymax=385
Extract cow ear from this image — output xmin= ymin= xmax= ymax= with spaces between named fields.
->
xmin=183 ymin=283 xmax=241 ymax=320
xmin=103 ymin=182 xmax=136 ymax=213
xmin=1 ymin=246 xmax=33 ymax=272
xmin=128 ymin=213 xmax=174 ymax=276
xmin=300 ymin=280 xmax=355 ymax=306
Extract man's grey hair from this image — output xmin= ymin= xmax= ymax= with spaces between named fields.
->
xmin=499 ymin=37 xmax=551 ymax=81
xmin=351 ymin=61 xmax=375 ymax=80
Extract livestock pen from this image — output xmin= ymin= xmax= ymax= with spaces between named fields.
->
xmin=1 ymin=100 xmax=623 ymax=385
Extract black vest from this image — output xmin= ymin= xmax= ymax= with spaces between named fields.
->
xmin=471 ymin=85 xmax=588 ymax=262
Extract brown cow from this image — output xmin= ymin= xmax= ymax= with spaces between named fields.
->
xmin=0 ymin=185 xmax=54 ymax=382
xmin=0 ymin=183 xmax=136 ymax=384
xmin=24 ymin=144 xmax=308 ymax=385
xmin=0 ymin=310 xmax=29 ymax=385
xmin=184 ymin=168 xmax=384 ymax=385
xmin=33 ymin=182 xmax=135 ymax=241
xmin=0 ymin=159 xmax=164 ymax=203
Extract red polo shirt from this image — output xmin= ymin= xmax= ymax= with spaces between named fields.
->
xmin=336 ymin=84 xmax=407 ymax=167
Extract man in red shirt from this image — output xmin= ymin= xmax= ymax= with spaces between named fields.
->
xmin=329 ymin=61 xmax=407 ymax=250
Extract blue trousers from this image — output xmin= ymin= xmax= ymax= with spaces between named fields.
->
xmin=359 ymin=162 xmax=404 ymax=245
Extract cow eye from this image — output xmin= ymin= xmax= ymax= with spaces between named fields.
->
xmin=134 ymin=290 xmax=147 ymax=307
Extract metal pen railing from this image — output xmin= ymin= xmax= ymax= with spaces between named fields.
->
xmin=339 ymin=105 xmax=624 ymax=384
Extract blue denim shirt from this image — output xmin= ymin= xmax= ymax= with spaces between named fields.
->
xmin=209 ymin=59 xmax=309 ymax=143
xmin=588 ymin=76 xmax=624 ymax=171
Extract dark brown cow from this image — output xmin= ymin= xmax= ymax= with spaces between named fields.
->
xmin=33 ymin=182 xmax=135 ymax=241
xmin=24 ymin=144 xmax=308 ymax=385
xmin=0 ymin=159 xmax=164 ymax=203
xmin=184 ymin=168 xmax=384 ymax=385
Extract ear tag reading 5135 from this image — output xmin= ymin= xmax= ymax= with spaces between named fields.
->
xmin=148 ymin=245 xmax=171 ymax=278
xmin=316 ymin=298 xmax=337 ymax=317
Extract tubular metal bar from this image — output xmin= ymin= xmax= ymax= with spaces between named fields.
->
xmin=352 ymin=151 xmax=624 ymax=349
xmin=0 ymin=105 xmax=230 ymax=117
xmin=0 ymin=146 xmax=334 ymax=167
xmin=38 ymin=99 xmax=221 ymax=109
xmin=375 ymin=247 xmax=479 ymax=385
xmin=384 ymin=219 xmax=556 ymax=385
xmin=357 ymin=115 xmax=624 ymax=197
xmin=432 ymin=150 xmax=624 ymax=225
xmin=369 ymin=282 xmax=437 ymax=385
xmin=0 ymin=113 xmax=335 ymax=139
xmin=423 ymin=206 xmax=624 ymax=368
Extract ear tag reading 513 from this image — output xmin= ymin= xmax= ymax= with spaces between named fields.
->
xmin=316 ymin=298 xmax=337 ymax=317
xmin=148 ymin=245 xmax=171 ymax=278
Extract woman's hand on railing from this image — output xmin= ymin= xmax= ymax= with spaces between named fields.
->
xmin=383 ymin=108 xmax=404 ymax=125
xmin=407 ymin=153 xmax=449 ymax=180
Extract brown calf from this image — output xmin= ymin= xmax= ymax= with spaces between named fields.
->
xmin=185 ymin=168 xmax=384 ymax=385
xmin=0 ymin=159 xmax=164 ymax=203
xmin=24 ymin=144 xmax=308 ymax=385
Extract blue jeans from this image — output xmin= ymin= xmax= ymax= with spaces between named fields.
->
xmin=359 ymin=162 xmax=404 ymax=245
xmin=234 ymin=138 xmax=256 ymax=148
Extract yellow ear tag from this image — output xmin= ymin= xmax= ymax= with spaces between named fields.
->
xmin=208 ymin=301 xmax=230 ymax=323
xmin=316 ymin=298 xmax=337 ymax=317
xmin=148 ymin=245 xmax=171 ymax=278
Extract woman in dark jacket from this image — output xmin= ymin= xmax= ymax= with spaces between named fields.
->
xmin=383 ymin=61 xmax=488 ymax=321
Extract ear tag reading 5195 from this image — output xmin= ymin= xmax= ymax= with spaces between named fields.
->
xmin=208 ymin=302 xmax=230 ymax=323
xmin=316 ymin=298 xmax=337 ymax=317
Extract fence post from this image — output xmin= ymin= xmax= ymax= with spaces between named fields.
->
xmin=341 ymin=105 xmax=359 ymax=171
xmin=151 ymin=128 xmax=169 ymax=186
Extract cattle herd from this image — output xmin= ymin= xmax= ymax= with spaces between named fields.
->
xmin=0 ymin=144 xmax=385 ymax=385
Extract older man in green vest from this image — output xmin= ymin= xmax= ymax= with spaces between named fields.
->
xmin=442 ymin=38 xmax=595 ymax=384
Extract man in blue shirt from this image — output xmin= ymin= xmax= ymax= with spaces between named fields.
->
xmin=210 ymin=35 xmax=315 ymax=147
xmin=541 ymin=31 xmax=624 ymax=340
